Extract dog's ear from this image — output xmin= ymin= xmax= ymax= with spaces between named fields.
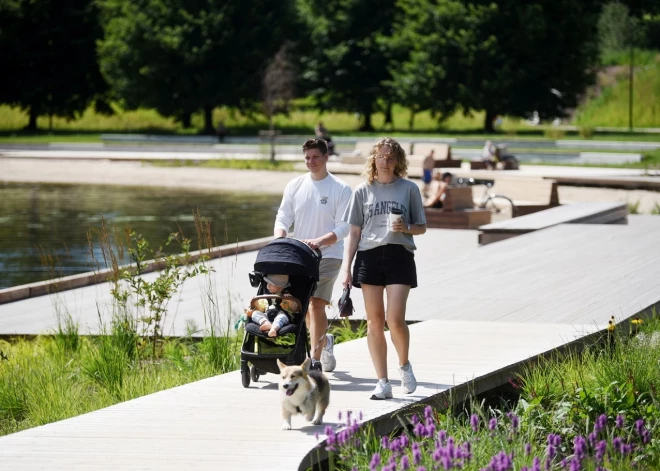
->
xmin=301 ymin=357 xmax=311 ymax=374
xmin=277 ymin=359 xmax=287 ymax=371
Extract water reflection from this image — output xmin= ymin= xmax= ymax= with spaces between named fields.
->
xmin=0 ymin=183 xmax=279 ymax=289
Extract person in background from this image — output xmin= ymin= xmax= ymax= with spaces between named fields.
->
xmin=422 ymin=149 xmax=435 ymax=198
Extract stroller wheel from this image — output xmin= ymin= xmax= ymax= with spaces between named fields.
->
xmin=241 ymin=362 xmax=250 ymax=388
xmin=250 ymin=365 xmax=261 ymax=383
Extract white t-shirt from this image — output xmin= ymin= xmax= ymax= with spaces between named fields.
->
xmin=274 ymin=173 xmax=352 ymax=260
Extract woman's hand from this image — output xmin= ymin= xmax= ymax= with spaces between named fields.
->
xmin=340 ymin=268 xmax=352 ymax=289
xmin=391 ymin=219 xmax=408 ymax=233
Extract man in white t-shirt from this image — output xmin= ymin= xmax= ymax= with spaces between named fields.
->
xmin=274 ymin=138 xmax=352 ymax=372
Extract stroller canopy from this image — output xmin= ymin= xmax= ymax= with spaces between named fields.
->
xmin=254 ymin=238 xmax=320 ymax=280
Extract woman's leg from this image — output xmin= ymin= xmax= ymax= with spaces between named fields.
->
xmin=361 ymin=284 xmax=388 ymax=380
xmin=385 ymin=284 xmax=411 ymax=367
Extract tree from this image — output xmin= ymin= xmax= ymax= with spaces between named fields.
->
xmin=462 ymin=0 xmax=602 ymax=132
xmin=387 ymin=0 xmax=484 ymax=128
xmin=297 ymin=0 xmax=398 ymax=131
xmin=263 ymin=44 xmax=297 ymax=161
xmin=0 ymin=0 xmax=108 ymax=131
xmin=97 ymin=0 xmax=297 ymax=133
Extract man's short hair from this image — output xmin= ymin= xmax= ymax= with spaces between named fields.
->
xmin=442 ymin=172 xmax=453 ymax=181
xmin=302 ymin=138 xmax=328 ymax=155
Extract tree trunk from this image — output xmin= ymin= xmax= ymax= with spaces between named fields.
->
xmin=181 ymin=112 xmax=192 ymax=129
xmin=203 ymin=106 xmax=214 ymax=135
xmin=409 ymin=109 xmax=416 ymax=130
xmin=484 ymin=109 xmax=495 ymax=133
xmin=384 ymin=102 xmax=393 ymax=127
xmin=269 ymin=114 xmax=276 ymax=162
xmin=359 ymin=110 xmax=374 ymax=132
xmin=26 ymin=108 xmax=38 ymax=131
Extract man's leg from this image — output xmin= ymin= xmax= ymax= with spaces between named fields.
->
xmin=308 ymin=297 xmax=328 ymax=361
xmin=307 ymin=258 xmax=342 ymax=369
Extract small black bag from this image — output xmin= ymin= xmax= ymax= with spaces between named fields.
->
xmin=338 ymin=287 xmax=354 ymax=318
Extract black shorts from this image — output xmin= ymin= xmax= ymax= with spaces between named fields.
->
xmin=352 ymin=244 xmax=417 ymax=289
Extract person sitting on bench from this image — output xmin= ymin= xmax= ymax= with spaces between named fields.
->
xmin=423 ymin=172 xmax=453 ymax=209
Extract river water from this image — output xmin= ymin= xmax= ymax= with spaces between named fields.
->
xmin=0 ymin=183 xmax=279 ymax=289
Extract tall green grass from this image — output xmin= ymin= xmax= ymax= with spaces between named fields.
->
xmin=575 ymin=61 xmax=660 ymax=128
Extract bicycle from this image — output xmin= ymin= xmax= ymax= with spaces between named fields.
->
xmin=454 ymin=177 xmax=517 ymax=218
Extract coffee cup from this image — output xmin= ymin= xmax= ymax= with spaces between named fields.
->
xmin=389 ymin=208 xmax=403 ymax=230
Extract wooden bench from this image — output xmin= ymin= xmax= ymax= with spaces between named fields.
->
xmin=411 ymin=143 xmax=462 ymax=168
xmin=478 ymin=202 xmax=628 ymax=245
xmin=424 ymin=185 xmax=492 ymax=229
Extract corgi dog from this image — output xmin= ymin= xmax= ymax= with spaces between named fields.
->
xmin=277 ymin=358 xmax=330 ymax=430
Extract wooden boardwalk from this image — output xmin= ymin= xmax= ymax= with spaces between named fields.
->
xmin=1 ymin=216 xmax=659 ymax=470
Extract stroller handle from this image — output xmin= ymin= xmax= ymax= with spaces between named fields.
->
xmin=250 ymin=294 xmax=303 ymax=314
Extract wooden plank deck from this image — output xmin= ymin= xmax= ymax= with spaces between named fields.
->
xmin=478 ymin=201 xmax=628 ymax=245
xmin=0 ymin=320 xmax=600 ymax=471
xmin=1 ymin=217 xmax=659 ymax=469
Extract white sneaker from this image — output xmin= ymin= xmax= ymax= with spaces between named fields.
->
xmin=320 ymin=334 xmax=337 ymax=372
xmin=399 ymin=362 xmax=417 ymax=394
xmin=371 ymin=379 xmax=393 ymax=400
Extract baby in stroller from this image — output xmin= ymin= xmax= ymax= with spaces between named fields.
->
xmin=245 ymin=274 xmax=301 ymax=337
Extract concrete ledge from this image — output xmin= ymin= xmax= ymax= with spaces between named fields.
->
xmin=0 ymin=236 xmax=274 ymax=305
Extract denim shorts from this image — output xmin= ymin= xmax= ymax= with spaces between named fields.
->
xmin=352 ymin=244 xmax=417 ymax=289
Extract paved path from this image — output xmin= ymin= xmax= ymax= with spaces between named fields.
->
xmin=2 ymin=217 xmax=659 ymax=470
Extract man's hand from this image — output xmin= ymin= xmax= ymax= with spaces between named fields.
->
xmin=303 ymin=238 xmax=323 ymax=250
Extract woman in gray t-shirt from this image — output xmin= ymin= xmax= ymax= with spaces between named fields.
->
xmin=340 ymin=137 xmax=427 ymax=400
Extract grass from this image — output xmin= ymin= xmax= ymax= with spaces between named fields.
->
xmin=575 ymin=61 xmax=660 ymax=129
xmin=314 ymin=312 xmax=660 ymax=470
xmin=3 ymin=100 xmax=660 ymax=146
xmin=147 ymin=159 xmax=296 ymax=171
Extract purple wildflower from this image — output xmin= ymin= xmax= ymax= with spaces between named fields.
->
xmin=560 ymin=458 xmax=567 ymax=468
xmin=488 ymin=418 xmax=497 ymax=431
xmin=400 ymin=455 xmax=410 ymax=471
xmin=532 ymin=456 xmax=541 ymax=471
xmin=595 ymin=414 xmax=607 ymax=434
xmin=411 ymin=414 xmax=420 ymax=425
xmin=595 ymin=440 xmax=607 ymax=462
xmin=569 ymin=457 xmax=581 ymax=471
xmin=370 ymin=453 xmax=381 ymax=471
xmin=338 ymin=411 xmax=343 ymax=421
xmin=547 ymin=444 xmax=556 ymax=459
xmin=470 ymin=414 xmax=479 ymax=432
xmin=506 ymin=412 xmax=520 ymax=432
xmin=573 ymin=435 xmax=587 ymax=460
xmin=635 ymin=419 xmax=646 ymax=437
xmin=441 ymin=455 xmax=452 ymax=470
xmin=424 ymin=406 xmax=434 ymax=421
xmin=613 ymin=436 xmax=623 ymax=454
xmin=642 ymin=429 xmax=651 ymax=445
xmin=382 ymin=436 xmax=390 ymax=448
xmin=615 ymin=414 xmax=624 ymax=428
xmin=417 ymin=467 xmax=426 ymax=471
xmin=413 ymin=445 xmax=422 ymax=465
xmin=525 ymin=443 xmax=532 ymax=456
xmin=438 ymin=429 xmax=447 ymax=445
xmin=587 ymin=431 xmax=597 ymax=447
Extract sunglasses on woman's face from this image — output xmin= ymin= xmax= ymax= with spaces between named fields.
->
xmin=376 ymin=153 xmax=396 ymax=163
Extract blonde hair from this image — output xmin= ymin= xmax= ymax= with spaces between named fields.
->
xmin=363 ymin=137 xmax=408 ymax=184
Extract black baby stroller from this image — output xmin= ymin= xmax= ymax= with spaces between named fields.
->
xmin=240 ymin=237 xmax=321 ymax=388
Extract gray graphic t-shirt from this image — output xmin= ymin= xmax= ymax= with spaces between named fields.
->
xmin=343 ymin=178 xmax=426 ymax=252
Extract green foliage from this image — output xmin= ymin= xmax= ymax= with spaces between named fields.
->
xmin=329 ymin=319 xmax=367 ymax=344
xmin=297 ymin=0 xmax=398 ymax=131
xmin=111 ymin=231 xmax=209 ymax=357
xmin=149 ymin=159 xmax=296 ymax=172
xmin=598 ymin=1 xmax=632 ymax=54
xmin=97 ymin=0 xmax=297 ymax=133
xmin=575 ymin=62 xmax=660 ymax=128
xmin=0 ymin=0 xmax=108 ymax=130
xmin=628 ymin=200 xmax=641 ymax=214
